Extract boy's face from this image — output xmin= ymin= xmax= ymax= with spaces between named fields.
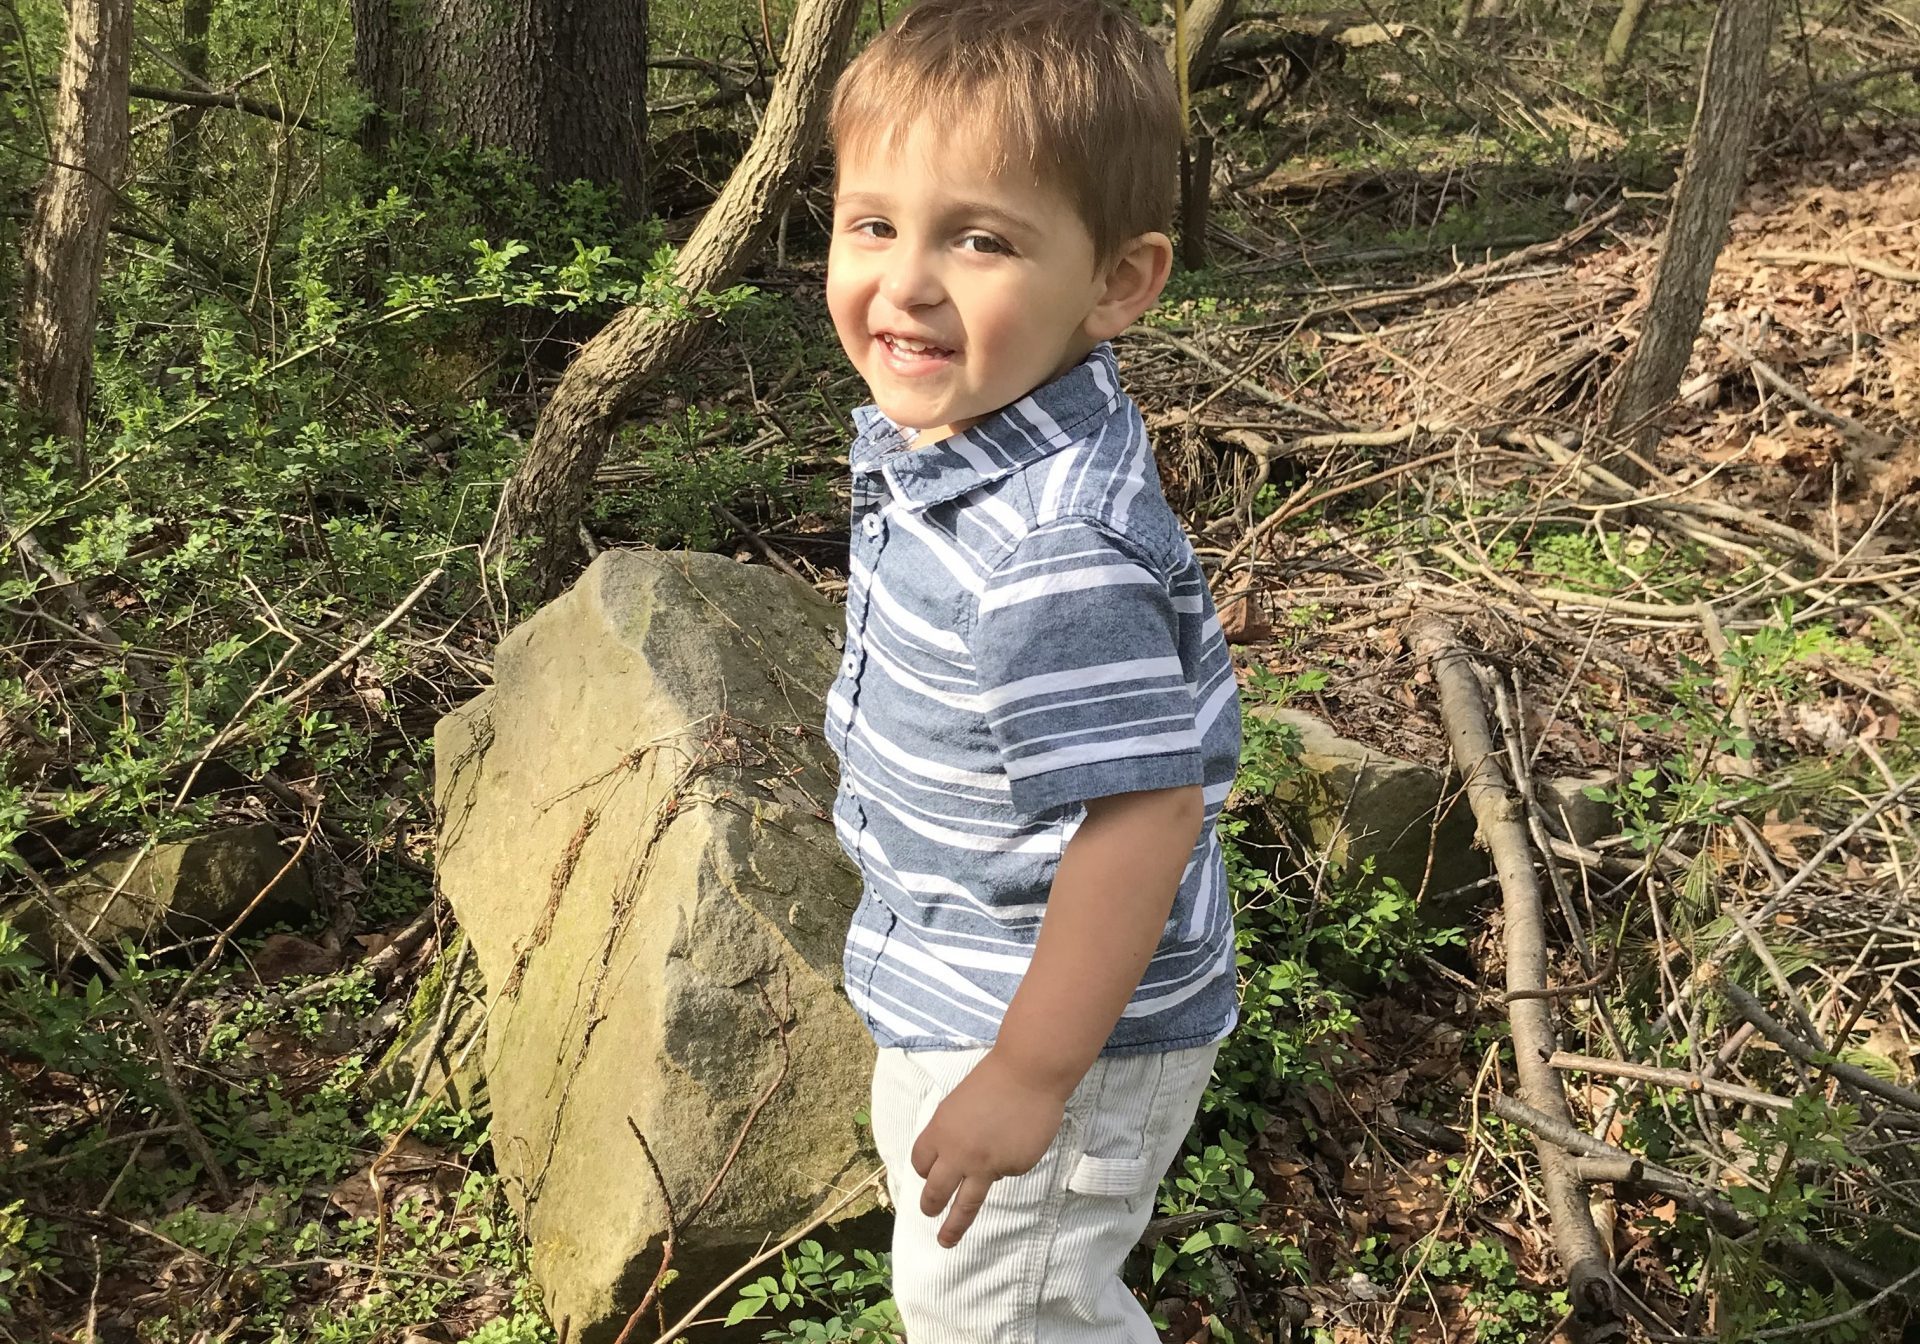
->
xmin=827 ymin=119 xmax=1131 ymax=443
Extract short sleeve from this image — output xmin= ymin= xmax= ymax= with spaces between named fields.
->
xmin=968 ymin=519 xmax=1204 ymax=816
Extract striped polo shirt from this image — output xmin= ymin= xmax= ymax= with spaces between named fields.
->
xmin=825 ymin=343 xmax=1242 ymax=1056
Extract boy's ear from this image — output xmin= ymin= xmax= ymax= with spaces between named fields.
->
xmin=1085 ymin=231 xmax=1174 ymax=343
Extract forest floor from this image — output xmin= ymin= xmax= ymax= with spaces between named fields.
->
xmin=8 ymin=102 xmax=1920 ymax=1344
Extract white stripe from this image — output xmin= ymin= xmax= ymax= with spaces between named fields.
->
xmin=1122 ymin=930 xmax=1234 ymax=1016
xmin=865 ymin=639 xmax=984 ymax=709
xmin=1038 ymin=446 xmax=1083 ymax=523
xmin=856 ymin=834 xmax=1051 ymax=922
xmin=860 ymin=567 xmax=969 ymax=654
xmin=977 ymin=562 xmax=1159 ymax=615
xmin=1006 ymin=728 xmax=1202 ymax=777
xmin=1017 ymin=391 xmax=1068 ymax=447
xmin=843 ymin=979 xmax=931 ymax=1038
xmin=847 ymin=924 xmax=1006 ymax=1012
xmin=1110 ymin=420 xmax=1149 ymax=527
xmin=978 ymin=656 xmax=1184 ymax=713
xmin=886 ymin=501 xmax=987 ymax=592
xmin=994 ymin=682 xmax=1183 ymax=728
xmin=1012 ymin=712 xmax=1194 ymax=750
xmin=1196 ymin=673 xmax=1239 ymax=733
xmin=854 ymin=720 xmax=1009 ymax=791
xmin=867 ymin=789 xmax=1065 ymax=853
xmin=994 ymin=543 xmax=1116 ymax=577
xmin=970 ymin=490 xmax=1029 ymax=542
xmin=1089 ymin=355 xmax=1117 ymax=406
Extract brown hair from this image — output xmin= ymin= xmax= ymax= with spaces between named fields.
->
xmin=830 ymin=0 xmax=1180 ymax=264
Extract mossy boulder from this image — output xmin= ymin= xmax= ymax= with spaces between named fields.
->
xmin=7 ymin=824 xmax=313 ymax=969
xmin=432 ymin=550 xmax=879 ymax=1344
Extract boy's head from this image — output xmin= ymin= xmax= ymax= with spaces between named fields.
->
xmin=826 ymin=0 xmax=1179 ymax=442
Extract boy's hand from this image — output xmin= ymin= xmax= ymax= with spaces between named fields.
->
xmin=910 ymin=1050 xmax=1068 ymax=1248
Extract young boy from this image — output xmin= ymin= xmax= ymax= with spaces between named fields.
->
xmin=821 ymin=1 xmax=1242 ymax=1338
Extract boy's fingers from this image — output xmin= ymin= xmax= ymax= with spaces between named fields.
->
xmin=936 ymin=1174 xmax=994 ymax=1248
xmin=919 ymin=1157 xmax=960 ymax=1220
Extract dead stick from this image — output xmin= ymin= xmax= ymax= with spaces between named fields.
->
xmin=1756 ymin=249 xmax=1920 ymax=284
xmin=1409 ymin=610 xmax=1619 ymax=1331
xmin=1719 ymin=977 xmax=1920 ymax=1118
xmin=1549 ymin=1051 xmax=1796 ymax=1113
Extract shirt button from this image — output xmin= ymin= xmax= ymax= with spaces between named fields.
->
xmin=842 ymin=655 xmax=859 ymax=677
xmin=863 ymin=514 xmax=883 ymax=539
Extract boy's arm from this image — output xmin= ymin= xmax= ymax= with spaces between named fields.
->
xmin=909 ymin=782 xmax=1204 ymax=1247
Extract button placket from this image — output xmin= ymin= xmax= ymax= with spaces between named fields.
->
xmin=843 ymin=497 xmax=885 ymax=833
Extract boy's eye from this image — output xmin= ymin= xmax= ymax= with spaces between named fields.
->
xmin=958 ymin=233 xmax=1012 ymax=255
xmin=849 ymin=219 xmax=894 ymax=239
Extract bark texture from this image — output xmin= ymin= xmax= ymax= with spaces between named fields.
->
xmin=17 ymin=0 xmax=133 ymax=464
xmin=352 ymin=0 xmax=648 ymax=216
xmin=486 ymin=0 xmax=865 ymax=604
xmin=1604 ymin=0 xmax=1776 ymax=461
xmin=167 ymin=0 xmax=213 ymax=200
xmin=1168 ymin=0 xmax=1240 ymax=93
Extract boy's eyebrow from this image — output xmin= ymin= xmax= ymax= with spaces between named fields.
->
xmin=834 ymin=191 xmax=1039 ymax=238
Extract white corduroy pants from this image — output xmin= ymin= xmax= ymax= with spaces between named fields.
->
xmin=869 ymin=1040 xmax=1220 ymax=1344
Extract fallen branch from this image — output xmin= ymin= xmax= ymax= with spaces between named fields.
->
xmin=402 ymin=937 xmax=472 ymax=1112
xmin=1715 ymin=330 xmax=1891 ymax=448
xmin=1756 ymin=249 xmax=1920 ymax=285
xmin=1489 ymin=1094 xmax=1903 ymax=1299
xmin=1408 ymin=611 xmax=1619 ymax=1334
xmin=1718 ymin=977 xmax=1920 ymax=1118
xmin=1549 ymin=1051 xmax=1797 ymax=1113
xmin=1292 ymin=202 xmax=1627 ymax=326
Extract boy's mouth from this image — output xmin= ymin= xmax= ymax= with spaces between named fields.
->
xmin=876 ymin=332 xmax=956 ymax=365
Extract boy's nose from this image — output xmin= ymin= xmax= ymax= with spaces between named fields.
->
xmin=878 ymin=252 xmax=944 ymax=310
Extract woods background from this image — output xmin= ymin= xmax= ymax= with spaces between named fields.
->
xmin=4 ymin=0 xmax=1920 ymax=1340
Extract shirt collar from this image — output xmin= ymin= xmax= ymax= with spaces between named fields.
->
xmin=848 ymin=343 xmax=1125 ymax=508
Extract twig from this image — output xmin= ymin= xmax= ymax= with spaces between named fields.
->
xmin=715 ymin=503 xmax=810 ymax=585
xmin=1217 ymin=443 xmax=1505 ymax=574
xmin=1501 ymin=941 xmax=1619 ymax=1003
xmin=1715 ymin=331 xmax=1890 ymax=447
xmin=162 ymin=807 xmax=319 ymax=1015
xmin=612 ymin=1123 xmax=678 ymax=1344
xmin=648 ymin=1167 xmax=887 ymax=1344
xmin=611 ymin=971 xmax=797 ymax=1344
xmin=285 ymin=897 xmax=440 ymax=1003
xmin=128 ymin=80 xmax=330 ymax=134
xmin=1130 ymin=326 xmax=1347 ymax=426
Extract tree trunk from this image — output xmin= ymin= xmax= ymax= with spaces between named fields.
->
xmin=1602 ymin=0 xmax=1655 ymax=79
xmin=17 ymin=0 xmax=133 ymax=472
xmin=350 ymin=0 xmax=649 ymax=219
xmin=483 ymin=0 xmax=865 ymax=606
xmin=1603 ymin=0 xmax=1775 ymax=469
xmin=168 ymin=0 xmax=213 ymax=203
xmin=1169 ymin=0 xmax=1240 ymax=93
